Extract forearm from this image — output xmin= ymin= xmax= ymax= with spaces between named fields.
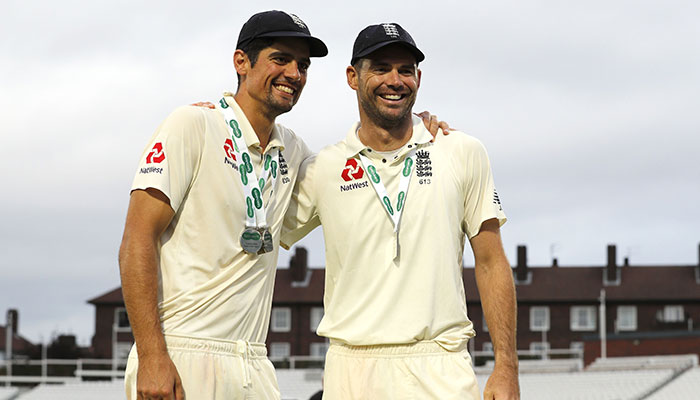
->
xmin=475 ymin=256 xmax=518 ymax=370
xmin=119 ymin=234 xmax=167 ymax=358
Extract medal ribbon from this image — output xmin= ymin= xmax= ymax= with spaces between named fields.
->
xmin=358 ymin=148 xmax=417 ymax=234
xmin=218 ymin=97 xmax=279 ymax=229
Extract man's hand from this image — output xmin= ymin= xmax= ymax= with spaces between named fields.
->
xmin=190 ymin=101 xmax=215 ymax=109
xmin=483 ymin=364 xmax=520 ymax=400
xmin=137 ymin=352 xmax=185 ymax=400
xmin=415 ymin=111 xmax=452 ymax=141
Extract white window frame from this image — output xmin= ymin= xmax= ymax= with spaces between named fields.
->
xmin=616 ymin=306 xmax=637 ymax=331
xmin=114 ymin=307 xmax=131 ymax=333
xmin=482 ymin=314 xmax=489 ymax=332
xmin=269 ymin=342 xmax=290 ymax=358
xmin=271 ymin=307 xmax=291 ymax=332
xmin=309 ymin=341 xmax=329 ymax=357
xmin=310 ymin=307 xmax=324 ymax=332
xmin=529 ymin=341 xmax=550 ymax=353
xmin=570 ymin=306 xmax=596 ymax=331
xmin=482 ymin=342 xmax=493 ymax=353
xmin=662 ymin=305 xmax=684 ymax=322
xmin=569 ymin=341 xmax=584 ymax=353
xmin=530 ymin=306 xmax=550 ymax=332
xmin=114 ymin=342 xmax=133 ymax=360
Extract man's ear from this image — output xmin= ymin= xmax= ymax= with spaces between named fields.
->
xmin=346 ymin=65 xmax=359 ymax=90
xmin=233 ymin=49 xmax=250 ymax=77
xmin=416 ymin=68 xmax=422 ymax=90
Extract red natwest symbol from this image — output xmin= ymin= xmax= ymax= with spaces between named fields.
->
xmin=223 ymin=139 xmax=237 ymax=160
xmin=146 ymin=142 xmax=165 ymax=164
xmin=341 ymin=158 xmax=364 ymax=182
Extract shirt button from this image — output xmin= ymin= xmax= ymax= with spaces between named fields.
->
xmin=367 ymin=149 xmax=372 ymax=152
xmin=408 ymin=145 xmax=412 ymax=148
xmin=382 ymin=159 xmax=387 ymax=163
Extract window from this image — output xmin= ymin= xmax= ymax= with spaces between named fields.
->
xmin=530 ymin=342 xmax=550 ymax=353
xmin=114 ymin=342 xmax=133 ymax=360
xmin=271 ymin=307 xmax=291 ymax=332
xmin=269 ymin=342 xmax=290 ymax=358
xmin=661 ymin=305 xmax=684 ymax=322
xmin=310 ymin=307 xmax=324 ymax=332
xmin=482 ymin=342 xmax=493 ymax=353
xmin=570 ymin=342 xmax=584 ymax=353
xmin=114 ymin=308 xmax=131 ymax=332
xmin=570 ymin=306 xmax=596 ymax=331
xmin=616 ymin=306 xmax=637 ymax=331
xmin=482 ymin=314 xmax=489 ymax=333
xmin=530 ymin=306 xmax=550 ymax=331
xmin=310 ymin=342 xmax=329 ymax=357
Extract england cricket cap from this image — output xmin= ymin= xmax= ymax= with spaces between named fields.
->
xmin=237 ymin=10 xmax=328 ymax=57
xmin=351 ymin=23 xmax=425 ymax=65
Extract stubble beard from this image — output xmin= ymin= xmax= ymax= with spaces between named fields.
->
xmin=360 ymin=91 xmax=416 ymax=130
xmin=263 ymin=93 xmax=295 ymax=120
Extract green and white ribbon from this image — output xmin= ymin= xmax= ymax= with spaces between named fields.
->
xmin=358 ymin=147 xmax=417 ymax=234
xmin=219 ymin=97 xmax=279 ymax=229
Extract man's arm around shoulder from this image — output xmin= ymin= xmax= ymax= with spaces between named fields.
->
xmin=119 ymin=188 xmax=184 ymax=400
xmin=471 ymin=218 xmax=520 ymax=400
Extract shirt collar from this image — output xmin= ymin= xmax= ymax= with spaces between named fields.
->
xmin=221 ymin=93 xmax=286 ymax=153
xmin=343 ymin=115 xmax=433 ymax=158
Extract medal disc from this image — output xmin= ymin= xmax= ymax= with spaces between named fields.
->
xmin=258 ymin=228 xmax=274 ymax=254
xmin=240 ymin=227 xmax=262 ymax=254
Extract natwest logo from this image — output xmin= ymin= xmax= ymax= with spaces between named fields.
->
xmin=223 ymin=138 xmax=237 ymax=161
xmin=341 ymin=158 xmax=364 ymax=181
xmin=146 ymin=142 xmax=165 ymax=164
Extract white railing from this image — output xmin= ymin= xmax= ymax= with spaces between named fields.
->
xmin=1 ymin=358 xmax=127 ymax=385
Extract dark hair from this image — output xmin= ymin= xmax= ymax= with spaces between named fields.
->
xmin=236 ymin=37 xmax=276 ymax=89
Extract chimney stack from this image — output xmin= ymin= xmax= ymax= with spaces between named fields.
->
xmin=606 ymin=244 xmax=617 ymax=283
xmin=516 ymin=245 xmax=528 ymax=282
xmin=7 ymin=309 xmax=18 ymax=334
xmin=696 ymin=243 xmax=700 ymax=283
xmin=290 ymin=247 xmax=308 ymax=282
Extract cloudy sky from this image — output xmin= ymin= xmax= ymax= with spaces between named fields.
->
xmin=1 ymin=0 xmax=698 ymax=346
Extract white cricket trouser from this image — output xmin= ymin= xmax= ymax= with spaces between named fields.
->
xmin=323 ymin=340 xmax=479 ymax=399
xmin=125 ymin=333 xmax=280 ymax=400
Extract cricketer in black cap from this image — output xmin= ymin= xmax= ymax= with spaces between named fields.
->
xmin=120 ymin=10 xmax=329 ymax=400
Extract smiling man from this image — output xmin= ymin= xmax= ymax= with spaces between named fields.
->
xmin=119 ymin=11 xmax=327 ymax=400
xmin=282 ymin=23 xmax=520 ymax=399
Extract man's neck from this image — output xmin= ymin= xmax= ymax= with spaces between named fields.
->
xmin=233 ymin=93 xmax=275 ymax=151
xmin=357 ymin=113 xmax=414 ymax=152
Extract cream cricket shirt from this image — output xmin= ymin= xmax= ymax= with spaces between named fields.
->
xmin=281 ymin=116 xmax=506 ymax=351
xmin=131 ymin=94 xmax=312 ymax=343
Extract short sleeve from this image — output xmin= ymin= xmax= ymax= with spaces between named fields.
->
xmin=461 ymin=137 xmax=507 ymax=239
xmin=280 ymin=153 xmax=321 ymax=249
xmin=130 ymin=106 xmax=205 ymax=212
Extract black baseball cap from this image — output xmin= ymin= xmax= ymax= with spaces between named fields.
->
xmin=351 ymin=23 xmax=425 ymax=65
xmin=237 ymin=10 xmax=328 ymax=57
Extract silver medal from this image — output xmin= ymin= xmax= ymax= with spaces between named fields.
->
xmin=240 ymin=227 xmax=263 ymax=254
xmin=258 ymin=227 xmax=274 ymax=254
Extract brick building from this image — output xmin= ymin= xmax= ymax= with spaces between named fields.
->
xmin=88 ymin=244 xmax=700 ymax=364
xmin=87 ymin=288 xmax=133 ymax=359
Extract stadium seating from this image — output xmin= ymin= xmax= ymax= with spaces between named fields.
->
xmin=0 ymin=387 xmax=19 ymax=400
xmin=646 ymin=367 xmax=700 ymax=400
xmin=276 ymin=369 xmax=323 ymax=400
xmin=478 ymin=369 xmax=675 ymax=400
